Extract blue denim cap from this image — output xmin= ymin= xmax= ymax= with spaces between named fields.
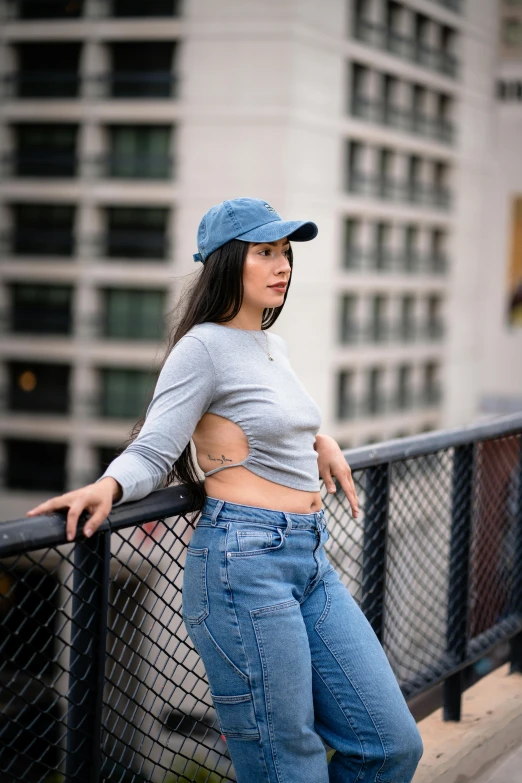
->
xmin=193 ymin=197 xmax=318 ymax=262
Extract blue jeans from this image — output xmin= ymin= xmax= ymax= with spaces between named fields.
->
xmin=181 ymin=496 xmax=423 ymax=783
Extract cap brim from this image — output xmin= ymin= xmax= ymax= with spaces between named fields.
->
xmin=235 ymin=219 xmax=318 ymax=243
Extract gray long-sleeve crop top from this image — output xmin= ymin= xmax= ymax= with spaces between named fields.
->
xmin=95 ymin=321 xmax=323 ymax=506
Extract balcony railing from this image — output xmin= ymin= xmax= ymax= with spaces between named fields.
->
xmin=94 ymin=154 xmax=173 ymax=180
xmin=340 ymin=321 xmax=445 ymax=345
xmin=338 ymin=387 xmax=443 ymax=419
xmin=1 ymin=413 xmax=520 ymax=781
xmin=1 ymin=231 xmax=170 ymax=261
xmin=343 ymin=247 xmax=448 ymax=274
xmin=351 ymin=95 xmax=455 ymax=145
xmin=1 ymin=229 xmax=75 ymax=257
xmin=353 ymin=19 xmax=459 ymax=79
xmin=2 ymin=72 xmax=179 ymax=100
xmin=2 ymin=152 xmax=78 ymax=178
xmin=348 ymin=172 xmax=452 ymax=209
xmin=1 ymin=154 xmax=173 ymax=180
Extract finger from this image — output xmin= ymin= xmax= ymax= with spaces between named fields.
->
xmin=337 ymin=473 xmax=360 ymax=517
xmin=65 ymin=502 xmax=87 ymax=542
xmin=320 ymin=469 xmax=336 ymax=494
xmin=26 ymin=497 xmax=68 ymax=516
xmin=82 ymin=506 xmax=111 ymax=538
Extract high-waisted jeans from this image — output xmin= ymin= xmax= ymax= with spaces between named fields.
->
xmin=181 ymin=496 xmax=424 ymax=783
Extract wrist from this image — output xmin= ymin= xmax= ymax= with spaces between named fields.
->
xmin=97 ymin=476 xmax=123 ymax=502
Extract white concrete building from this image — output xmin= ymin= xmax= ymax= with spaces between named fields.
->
xmin=0 ymin=0 xmax=518 ymax=524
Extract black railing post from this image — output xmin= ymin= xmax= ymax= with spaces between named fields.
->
xmin=361 ymin=463 xmax=390 ymax=642
xmin=510 ymin=435 xmax=522 ymax=673
xmin=65 ymin=531 xmax=110 ymax=783
xmin=444 ymin=443 xmax=474 ymax=721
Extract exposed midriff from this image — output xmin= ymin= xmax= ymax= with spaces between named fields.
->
xmin=193 ymin=412 xmax=323 ymax=513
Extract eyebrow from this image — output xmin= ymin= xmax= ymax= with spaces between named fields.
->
xmin=252 ymin=241 xmax=290 ymax=247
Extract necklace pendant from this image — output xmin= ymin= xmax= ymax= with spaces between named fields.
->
xmin=268 ymin=355 xmax=274 ymax=361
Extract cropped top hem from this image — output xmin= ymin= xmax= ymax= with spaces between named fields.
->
xmin=203 ymin=458 xmax=320 ymax=492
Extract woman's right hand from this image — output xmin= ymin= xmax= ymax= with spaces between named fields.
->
xmin=25 ymin=477 xmax=122 ymax=542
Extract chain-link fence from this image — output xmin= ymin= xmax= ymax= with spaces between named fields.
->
xmin=1 ymin=413 xmax=521 ymax=783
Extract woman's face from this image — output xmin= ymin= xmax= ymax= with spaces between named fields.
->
xmin=242 ymin=237 xmax=291 ymax=311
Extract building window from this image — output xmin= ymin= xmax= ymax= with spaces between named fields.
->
xmin=5 ymin=438 xmax=67 ymax=492
xmin=108 ymin=41 xmax=177 ymax=98
xmin=399 ymin=294 xmax=416 ymax=341
xmin=14 ymin=123 xmax=78 ymax=178
xmin=8 ymin=361 xmax=70 ymax=414
xmin=10 ymin=284 xmax=73 ymax=335
xmin=396 ymin=364 xmax=413 ymax=409
xmin=502 ymin=18 xmax=522 ymax=47
xmin=112 ymin=0 xmax=180 ymax=16
xmin=340 ymin=294 xmax=358 ymax=343
xmin=12 ymin=0 xmax=84 ymax=19
xmin=10 ymin=203 xmax=75 ymax=256
xmin=342 ymin=217 xmax=361 ymax=269
xmin=107 ymin=125 xmax=172 ymax=179
xmin=366 ymin=366 xmax=385 ymax=415
xmin=426 ymin=294 xmax=444 ymax=339
xmin=104 ymin=206 xmax=169 ymax=259
xmin=100 ymin=368 xmax=156 ymax=419
xmin=14 ymin=42 xmax=82 ymax=98
xmin=368 ymin=295 xmax=388 ymax=342
xmin=102 ymin=288 xmax=166 ymax=340
xmin=337 ymin=369 xmax=355 ymax=419
xmin=422 ymin=361 xmax=441 ymax=405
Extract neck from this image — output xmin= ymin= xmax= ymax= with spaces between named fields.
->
xmin=223 ymin=307 xmax=264 ymax=331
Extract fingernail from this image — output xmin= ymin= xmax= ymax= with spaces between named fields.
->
xmin=67 ymin=532 xmax=73 ymax=541
xmin=84 ymin=529 xmax=92 ymax=538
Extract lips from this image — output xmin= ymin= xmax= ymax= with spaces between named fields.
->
xmin=269 ymin=284 xmax=287 ymax=291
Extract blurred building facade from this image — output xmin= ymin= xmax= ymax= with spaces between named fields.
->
xmin=0 ymin=0 xmax=519 ymax=517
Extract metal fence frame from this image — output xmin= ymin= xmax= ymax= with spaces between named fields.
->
xmin=1 ymin=411 xmax=521 ymax=782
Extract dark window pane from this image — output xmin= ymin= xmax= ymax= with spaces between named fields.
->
xmin=112 ymin=0 xmax=179 ymax=17
xmin=8 ymin=361 xmax=70 ymax=414
xmin=10 ymin=284 xmax=73 ymax=334
xmin=105 ymin=206 xmax=168 ymax=258
xmin=102 ymin=288 xmax=166 ymax=340
xmin=15 ymin=0 xmax=84 ymax=19
xmin=5 ymin=438 xmax=67 ymax=492
xmin=100 ymin=368 xmax=156 ymax=419
xmin=107 ymin=125 xmax=171 ymax=179
xmin=15 ymin=124 xmax=78 ymax=177
xmin=12 ymin=203 xmax=75 ymax=256
xmin=15 ymin=42 xmax=81 ymax=98
xmin=109 ymin=41 xmax=176 ymax=98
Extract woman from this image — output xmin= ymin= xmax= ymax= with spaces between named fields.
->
xmin=26 ymin=198 xmax=423 ymax=782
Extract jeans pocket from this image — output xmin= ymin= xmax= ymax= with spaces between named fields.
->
xmin=182 ymin=547 xmax=209 ymax=623
xmin=237 ymin=529 xmax=273 ymax=553
xmin=210 ymin=691 xmax=260 ymax=740
xmin=227 ymin=525 xmax=287 ymax=558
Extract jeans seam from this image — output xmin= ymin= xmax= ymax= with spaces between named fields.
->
xmin=250 ymin=607 xmax=289 ymax=783
xmin=221 ymin=523 xmax=255 ymax=692
xmin=315 ymin=578 xmax=390 ymax=780
xmin=199 ymin=620 xmax=250 ymax=684
xmin=311 ymin=661 xmax=366 ymax=783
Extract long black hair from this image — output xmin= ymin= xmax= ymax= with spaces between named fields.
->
xmin=121 ymin=237 xmax=294 ymax=520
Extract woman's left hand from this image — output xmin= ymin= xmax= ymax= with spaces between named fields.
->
xmin=314 ymin=434 xmax=359 ymax=518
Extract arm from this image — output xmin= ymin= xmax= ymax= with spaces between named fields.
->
xmin=314 ymin=433 xmax=359 ymax=518
xmin=95 ymin=335 xmax=216 ymax=506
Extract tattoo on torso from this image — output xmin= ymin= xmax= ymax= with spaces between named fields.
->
xmin=207 ymin=453 xmax=234 ymax=465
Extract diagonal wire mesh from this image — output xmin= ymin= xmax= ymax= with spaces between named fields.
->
xmin=0 ymin=428 xmax=521 ymax=782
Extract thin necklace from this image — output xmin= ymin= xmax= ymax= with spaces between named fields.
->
xmin=227 ymin=322 xmax=274 ymax=361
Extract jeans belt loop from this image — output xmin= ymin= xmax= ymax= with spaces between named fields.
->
xmin=210 ymin=499 xmax=225 ymax=526
xmin=282 ymin=512 xmax=293 ymax=537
